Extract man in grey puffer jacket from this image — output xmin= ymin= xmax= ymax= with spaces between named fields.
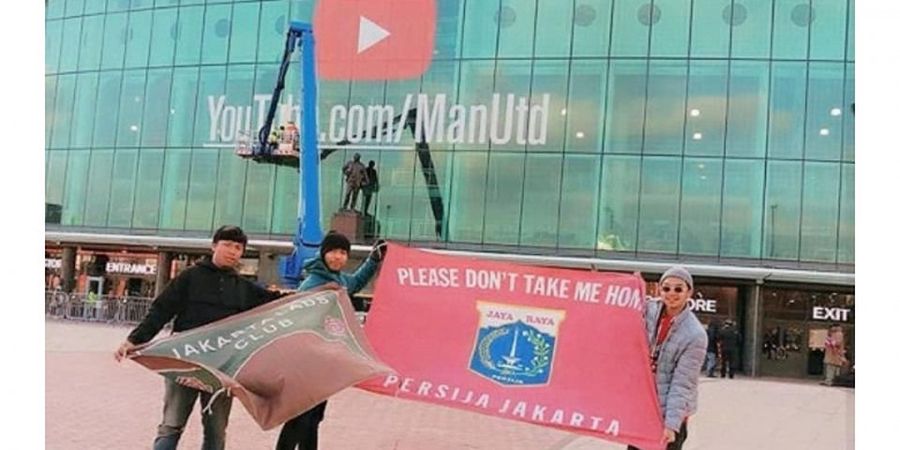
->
xmin=628 ymin=266 xmax=707 ymax=450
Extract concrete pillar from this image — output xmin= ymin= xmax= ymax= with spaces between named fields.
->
xmin=154 ymin=252 xmax=173 ymax=297
xmin=744 ymin=282 xmax=764 ymax=377
xmin=257 ymin=251 xmax=282 ymax=287
xmin=61 ymin=246 xmax=77 ymax=293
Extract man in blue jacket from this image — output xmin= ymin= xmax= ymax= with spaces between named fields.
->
xmin=275 ymin=231 xmax=387 ymax=450
xmin=629 ymin=266 xmax=707 ymax=450
xmin=114 ymin=225 xmax=287 ymax=450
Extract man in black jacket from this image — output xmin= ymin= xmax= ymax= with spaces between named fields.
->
xmin=718 ymin=320 xmax=742 ymax=379
xmin=114 ymin=225 xmax=286 ymax=450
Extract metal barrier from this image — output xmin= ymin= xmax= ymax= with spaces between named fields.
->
xmin=45 ymin=291 xmax=154 ymax=325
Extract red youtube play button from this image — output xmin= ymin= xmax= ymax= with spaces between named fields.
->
xmin=314 ymin=0 xmax=436 ymax=80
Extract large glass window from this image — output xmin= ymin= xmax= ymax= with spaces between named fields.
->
xmin=604 ymin=60 xmax=646 ymax=154
xmin=720 ymin=159 xmax=764 ymax=258
xmin=566 ymin=60 xmax=607 ymax=153
xmin=731 ymin=0 xmax=774 ymax=58
xmin=598 ymin=155 xmax=640 ymax=251
xmin=519 ymin=154 xmax=562 ymax=247
xmin=482 ymin=153 xmax=525 ymax=245
xmin=725 ymin=61 xmax=769 ymax=158
xmin=159 ymin=148 xmax=191 ymax=230
xmin=837 ymin=164 xmax=854 ymax=264
xmin=124 ymin=9 xmax=153 ymax=68
xmin=461 ymin=0 xmax=500 ymax=58
xmin=46 ymin=20 xmax=62 ymax=74
xmin=148 ymin=7 xmax=178 ymax=67
xmin=455 ymin=60 xmax=496 ymax=151
xmin=185 ymin=148 xmax=219 ymax=231
xmin=202 ymin=3 xmax=232 ymax=65
xmin=447 ymin=152 xmax=488 ymax=243
xmin=47 ymin=0 xmax=65 ymax=20
xmin=680 ymin=158 xmax=723 ymax=256
xmin=133 ymin=149 xmax=165 ymax=229
xmin=371 ymin=151 xmax=416 ymax=240
xmin=174 ymin=5 xmax=204 ymax=65
xmin=534 ymin=0 xmax=572 ymax=57
xmin=490 ymin=61 xmax=533 ymax=152
xmin=764 ymin=161 xmax=802 ymax=260
xmin=83 ymin=150 xmax=115 ymax=227
xmin=78 ymin=15 xmax=105 ymax=71
xmin=46 ymin=151 xmax=68 ymax=208
xmin=50 ymin=74 xmax=76 ymax=149
xmin=649 ymin=0 xmax=690 ymax=57
xmin=805 ymin=63 xmax=844 ymax=161
xmin=432 ymin=0 xmax=462 ymax=59
xmin=191 ymin=67 xmax=227 ymax=147
xmin=141 ymin=68 xmax=174 ymax=147
xmin=230 ymin=2 xmax=261 ymax=64
xmin=167 ymin=67 xmax=200 ymax=147
xmin=610 ymin=0 xmax=649 ymax=57
xmin=409 ymin=151 xmax=453 ymax=241
xmin=800 ymin=162 xmax=840 ymax=262
xmin=71 ymin=73 xmax=100 ymax=149
xmin=65 ymin=0 xmax=85 ymax=16
xmin=62 ymin=151 xmax=90 ymax=226
xmin=101 ymin=13 xmax=128 ymax=70
xmin=46 ymin=77 xmax=58 ymax=146
xmin=767 ymin=62 xmax=807 ymax=159
xmin=846 ymin=0 xmax=854 ymax=60
xmin=59 ymin=18 xmax=83 ymax=73
xmin=684 ymin=61 xmax=727 ymax=157
xmin=92 ymin=71 xmax=124 ymax=148
xmin=530 ymin=61 xmax=569 ymax=152
xmin=222 ymin=65 xmax=256 ymax=144
xmin=690 ymin=0 xmax=731 ymax=57
xmin=116 ymin=69 xmax=148 ymax=148
xmin=772 ymin=0 xmax=811 ymax=59
xmin=558 ymin=154 xmax=601 ymax=250
xmin=810 ymin=0 xmax=848 ymax=60
xmin=257 ymin=1 xmax=289 ymax=64
xmin=637 ymin=156 xmax=681 ymax=254
xmin=242 ymin=162 xmax=275 ymax=233
xmin=84 ymin=0 xmax=107 ymax=16
xmin=270 ymin=165 xmax=299 ymax=234
xmin=644 ymin=60 xmax=687 ymax=155
xmin=496 ymin=0 xmax=536 ymax=58
xmin=572 ymin=0 xmax=613 ymax=57
xmin=107 ymin=149 xmax=139 ymax=228
xmin=213 ymin=157 xmax=248 ymax=231
xmin=842 ymin=63 xmax=854 ymax=161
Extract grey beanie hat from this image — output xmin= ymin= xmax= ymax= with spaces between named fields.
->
xmin=660 ymin=266 xmax=693 ymax=289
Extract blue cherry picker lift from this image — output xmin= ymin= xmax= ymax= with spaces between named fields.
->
xmin=237 ymin=21 xmax=447 ymax=288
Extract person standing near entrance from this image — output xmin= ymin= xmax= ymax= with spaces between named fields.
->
xmin=114 ymin=226 xmax=287 ymax=450
xmin=822 ymin=324 xmax=847 ymax=386
xmin=275 ymin=231 xmax=387 ymax=450
xmin=718 ymin=320 xmax=741 ymax=379
xmin=629 ymin=267 xmax=707 ymax=450
xmin=704 ymin=319 xmax=720 ymax=377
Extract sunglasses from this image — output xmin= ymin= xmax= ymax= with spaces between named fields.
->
xmin=661 ymin=286 xmax=687 ymax=293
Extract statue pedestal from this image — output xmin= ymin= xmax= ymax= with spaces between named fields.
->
xmin=330 ymin=210 xmax=364 ymax=242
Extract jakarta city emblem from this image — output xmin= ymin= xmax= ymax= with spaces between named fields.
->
xmin=469 ymin=301 xmax=566 ymax=386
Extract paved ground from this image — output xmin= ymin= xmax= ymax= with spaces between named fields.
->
xmin=46 ymin=320 xmax=853 ymax=450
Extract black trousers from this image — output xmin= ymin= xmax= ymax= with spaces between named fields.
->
xmin=721 ymin=349 xmax=738 ymax=378
xmin=276 ymin=401 xmax=327 ymax=450
xmin=627 ymin=421 xmax=688 ymax=450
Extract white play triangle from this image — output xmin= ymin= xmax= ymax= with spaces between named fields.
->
xmin=357 ymin=16 xmax=391 ymax=54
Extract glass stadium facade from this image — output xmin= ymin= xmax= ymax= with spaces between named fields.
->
xmin=45 ymin=0 xmax=854 ymax=266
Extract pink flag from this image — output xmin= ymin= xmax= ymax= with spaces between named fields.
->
xmin=359 ymin=244 xmax=664 ymax=449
